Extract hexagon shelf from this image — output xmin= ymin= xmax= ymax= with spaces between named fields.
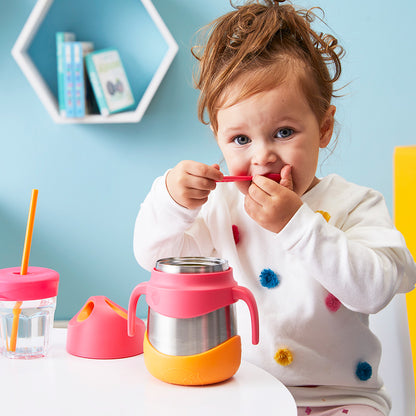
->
xmin=12 ymin=0 xmax=178 ymax=124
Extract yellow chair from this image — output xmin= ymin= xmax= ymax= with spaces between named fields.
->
xmin=394 ymin=146 xmax=416 ymax=415
xmin=370 ymin=147 xmax=415 ymax=416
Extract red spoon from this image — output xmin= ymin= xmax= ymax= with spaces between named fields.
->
xmin=218 ymin=173 xmax=281 ymax=183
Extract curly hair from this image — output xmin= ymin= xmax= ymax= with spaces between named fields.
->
xmin=192 ymin=0 xmax=344 ymax=134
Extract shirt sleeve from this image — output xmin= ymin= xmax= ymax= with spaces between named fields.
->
xmin=275 ymin=189 xmax=416 ymax=314
xmin=133 ymin=172 xmax=215 ymax=271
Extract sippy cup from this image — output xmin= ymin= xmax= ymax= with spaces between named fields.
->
xmin=128 ymin=257 xmax=259 ymax=385
xmin=0 ymin=266 xmax=59 ymax=359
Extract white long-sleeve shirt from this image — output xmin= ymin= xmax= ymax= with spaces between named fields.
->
xmin=133 ymin=173 xmax=416 ymax=415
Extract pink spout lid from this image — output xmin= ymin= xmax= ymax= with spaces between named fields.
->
xmin=0 ymin=267 xmax=59 ymax=301
xmin=67 ymin=296 xmax=145 ymax=359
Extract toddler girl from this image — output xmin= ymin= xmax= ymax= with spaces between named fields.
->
xmin=133 ymin=1 xmax=416 ymax=415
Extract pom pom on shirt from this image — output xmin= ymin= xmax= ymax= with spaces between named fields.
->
xmin=325 ymin=293 xmax=341 ymax=312
xmin=274 ymin=348 xmax=293 ymax=366
xmin=259 ymin=268 xmax=280 ymax=289
xmin=355 ymin=361 xmax=372 ymax=381
xmin=232 ymin=224 xmax=240 ymax=244
xmin=316 ymin=210 xmax=331 ymax=222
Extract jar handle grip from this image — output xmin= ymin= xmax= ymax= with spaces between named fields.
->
xmin=232 ymin=286 xmax=259 ymax=345
xmin=128 ymin=282 xmax=148 ymax=337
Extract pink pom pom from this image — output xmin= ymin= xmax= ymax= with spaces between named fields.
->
xmin=232 ymin=225 xmax=240 ymax=244
xmin=325 ymin=293 xmax=341 ymax=312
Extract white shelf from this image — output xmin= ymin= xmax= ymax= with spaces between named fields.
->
xmin=11 ymin=0 xmax=178 ymax=124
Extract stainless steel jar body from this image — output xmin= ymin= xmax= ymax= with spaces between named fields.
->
xmin=147 ymin=257 xmax=237 ymax=356
xmin=147 ymin=304 xmax=237 ymax=356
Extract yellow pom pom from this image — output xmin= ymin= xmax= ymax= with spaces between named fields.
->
xmin=316 ymin=210 xmax=331 ymax=222
xmin=274 ymin=348 xmax=293 ymax=366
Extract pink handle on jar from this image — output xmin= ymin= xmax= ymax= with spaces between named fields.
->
xmin=128 ymin=282 xmax=148 ymax=337
xmin=232 ymin=286 xmax=259 ymax=345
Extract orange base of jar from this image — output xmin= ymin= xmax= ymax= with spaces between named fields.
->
xmin=143 ymin=331 xmax=242 ymax=385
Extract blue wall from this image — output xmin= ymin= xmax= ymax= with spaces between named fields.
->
xmin=1 ymin=0 xmax=415 ymax=320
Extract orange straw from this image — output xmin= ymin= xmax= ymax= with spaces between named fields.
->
xmin=8 ymin=301 xmax=22 ymax=352
xmin=20 ymin=189 xmax=38 ymax=275
xmin=8 ymin=189 xmax=38 ymax=352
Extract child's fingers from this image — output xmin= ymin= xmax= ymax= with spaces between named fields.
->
xmin=184 ymin=161 xmax=224 ymax=181
xmin=183 ymin=175 xmax=217 ymax=191
xmin=279 ymin=165 xmax=294 ymax=190
xmin=182 ymin=187 xmax=211 ymax=200
xmin=166 ymin=160 xmax=224 ymax=209
xmin=187 ymin=197 xmax=209 ymax=209
xmin=250 ymin=174 xmax=280 ymax=197
xmin=248 ymin=181 xmax=270 ymax=206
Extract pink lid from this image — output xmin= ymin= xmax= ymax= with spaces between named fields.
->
xmin=128 ymin=265 xmax=260 ymax=345
xmin=146 ymin=267 xmax=237 ymax=318
xmin=0 ymin=267 xmax=59 ymax=301
xmin=67 ymin=296 xmax=145 ymax=359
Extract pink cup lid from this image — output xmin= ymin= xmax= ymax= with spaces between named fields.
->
xmin=67 ymin=296 xmax=145 ymax=359
xmin=0 ymin=267 xmax=59 ymax=301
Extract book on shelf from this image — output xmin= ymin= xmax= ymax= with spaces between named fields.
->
xmin=56 ymin=32 xmax=75 ymax=116
xmin=72 ymin=41 xmax=94 ymax=118
xmin=57 ymin=36 xmax=98 ymax=118
xmin=85 ymin=48 xmax=135 ymax=116
xmin=62 ymin=41 xmax=75 ymax=117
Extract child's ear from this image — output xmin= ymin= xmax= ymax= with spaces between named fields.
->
xmin=319 ymin=105 xmax=336 ymax=149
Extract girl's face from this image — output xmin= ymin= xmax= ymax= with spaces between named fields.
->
xmin=216 ymin=76 xmax=335 ymax=196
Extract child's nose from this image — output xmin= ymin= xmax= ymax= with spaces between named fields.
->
xmin=253 ymin=141 xmax=278 ymax=165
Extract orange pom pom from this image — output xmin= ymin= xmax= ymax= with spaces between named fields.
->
xmin=316 ymin=210 xmax=331 ymax=222
xmin=274 ymin=347 xmax=293 ymax=366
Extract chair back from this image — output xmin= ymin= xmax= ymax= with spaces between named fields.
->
xmin=374 ymin=146 xmax=416 ymax=416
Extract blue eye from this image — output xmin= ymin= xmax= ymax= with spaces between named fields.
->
xmin=233 ymin=135 xmax=251 ymax=145
xmin=276 ymin=128 xmax=294 ymax=139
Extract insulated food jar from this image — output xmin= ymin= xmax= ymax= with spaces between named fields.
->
xmin=128 ymin=257 xmax=259 ymax=385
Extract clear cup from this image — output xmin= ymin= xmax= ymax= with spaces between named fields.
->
xmin=0 ymin=297 xmax=57 ymax=359
xmin=0 ymin=267 xmax=59 ymax=359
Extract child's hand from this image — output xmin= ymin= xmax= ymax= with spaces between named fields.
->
xmin=244 ymin=165 xmax=303 ymax=233
xmin=166 ymin=161 xmax=224 ymax=209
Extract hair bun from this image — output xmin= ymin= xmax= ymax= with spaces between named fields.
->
xmin=263 ymin=0 xmax=285 ymax=5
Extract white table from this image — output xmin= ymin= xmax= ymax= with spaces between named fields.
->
xmin=0 ymin=329 xmax=297 ymax=415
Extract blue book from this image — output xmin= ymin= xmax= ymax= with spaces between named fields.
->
xmin=62 ymin=41 xmax=75 ymax=117
xmin=85 ymin=48 xmax=135 ymax=116
xmin=72 ymin=42 xmax=94 ymax=118
xmin=56 ymin=32 xmax=75 ymax=116
xmin=72 ymin=42 xmax=84 ymax=118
